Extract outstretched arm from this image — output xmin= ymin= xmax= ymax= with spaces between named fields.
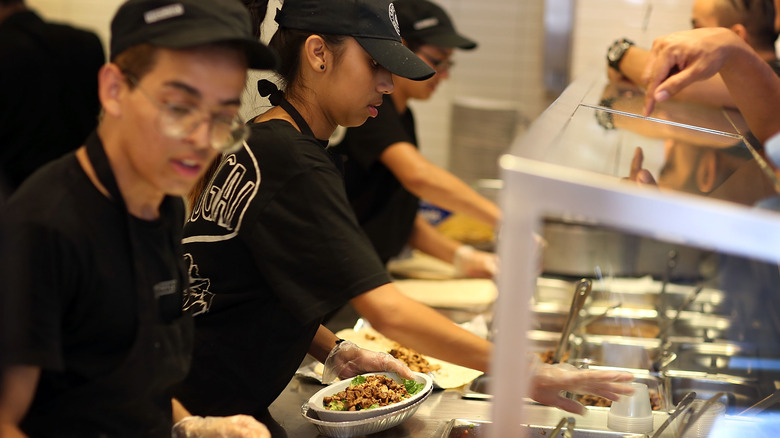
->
xmin=611 ymin=45 xmax=735 ymax=108
xmin=380 ymin=142 xmax=501 ymax=228
xmin=351 ymin=283 xmax=492 ymax=372
xmin=643 ymin=28 xmax=780 ymax=142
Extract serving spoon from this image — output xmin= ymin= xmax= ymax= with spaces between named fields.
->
xmin=650 ymin=391 xmax=696 ymax=438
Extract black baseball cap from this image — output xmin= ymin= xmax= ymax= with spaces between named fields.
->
xmin=394 ymin=0 xmax=477 ymax=50
xmin=275 ymin=0 xmax=435 ymax=81
xmin=110 ymin=0 xmax=278 ymax=70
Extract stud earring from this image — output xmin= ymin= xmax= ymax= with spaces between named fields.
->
xmin=320 ymin=64 xmax=325 ymax=70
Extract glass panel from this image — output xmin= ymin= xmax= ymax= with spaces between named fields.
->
xmin=512 ymin=74 xmax=780 ymax=207
xmin=491 ymin=154 xmax=780 ymax=437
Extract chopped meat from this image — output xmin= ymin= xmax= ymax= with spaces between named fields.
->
xmin=576 ymin=391 xmax=662 ymax=410
xmin=323 ymin=375 xmax=411 ymax=411
xmin=389 ymin=345 xmax=441 ymax=374
xmin=537 ymin=349 xmax=569 ymax=364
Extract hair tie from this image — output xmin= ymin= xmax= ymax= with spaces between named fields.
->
xmin=257 ymin=79 xmax=284 ymax=106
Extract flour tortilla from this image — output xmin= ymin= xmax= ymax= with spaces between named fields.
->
xmin=386 ymin=251 xmax=458 ymax=280
xmin=334 ymin=327 xmax=483 ymax=389
xmin=392 ymin=278 xmax=497 ymax=309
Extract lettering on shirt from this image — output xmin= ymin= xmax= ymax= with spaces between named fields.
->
xmin=184 ymin=148 xmax=260 ymax=244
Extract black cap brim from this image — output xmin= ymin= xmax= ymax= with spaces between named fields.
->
xmin=356 ymin=37 xmax=435 ymax=81
xmin=421 ymin=33 xmax=477 ymax=50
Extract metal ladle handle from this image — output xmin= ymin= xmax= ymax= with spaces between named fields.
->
xmin=650 ymin=391 xmax=695 ymax=438
xmin=552 ymin=279 xmax=592 ymax=364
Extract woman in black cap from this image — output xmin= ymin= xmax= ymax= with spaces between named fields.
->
xmin=178 ymin=0 xmax=635 ymax=421
xmin=176 ymin=0 xmax=443 ymax=420
xmin=331 ymin=0 xmax=501 ymax=278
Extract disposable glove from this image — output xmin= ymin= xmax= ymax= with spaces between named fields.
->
xmin=453 ymin=245 xmax=498 ymax=278
xmin=322 ymin=340 xmax=415 ymax=384
xmin=172 ymin=414 xmax=270 ymax=438
xmin=529 ymin=359 xmax=635 ymax=415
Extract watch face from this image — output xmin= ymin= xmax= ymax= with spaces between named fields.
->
xmin=608 ymin=41 xmax=625 ymax=62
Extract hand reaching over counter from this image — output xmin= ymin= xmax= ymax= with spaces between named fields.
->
xmin=529 ymin=361 xmax=635 ymax=415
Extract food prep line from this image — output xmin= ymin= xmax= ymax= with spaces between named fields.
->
xmin=267 ymin=373 xmax=694 ymax=437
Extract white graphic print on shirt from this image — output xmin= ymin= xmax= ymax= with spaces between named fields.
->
xmin=182 ymin=253 xmax=215 ymax=315
xmin=184 ymin=145 xmax=260 ymax=244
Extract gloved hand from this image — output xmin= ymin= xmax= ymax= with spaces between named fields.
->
xmin=453 ymin=245 xmax=498 ymax=278
xmin=322 ymin=340 xmax=415 ymax=384
xmin=172 ymin=414 xmax=270 ymax=438
xmin=529 ymin=360 xmax=635 ymax=415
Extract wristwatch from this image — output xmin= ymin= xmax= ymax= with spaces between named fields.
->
xmin=595 ymin=98 xmax=616 ymax=130
xmin=607 ymin=38 xmax=635 ymax=74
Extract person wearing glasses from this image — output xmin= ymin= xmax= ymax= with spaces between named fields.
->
xmin=330 ymin=0 xmax=500 ymax=278
xmin=0 ymin=0 xmax=276 ymax=436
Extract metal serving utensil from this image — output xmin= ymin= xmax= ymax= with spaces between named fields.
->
xmin=650 ymin=391 xmax=695 ymax=438
xmin=738 ymin=385 xmax=780 ymax=416
xmin=677 ymin=392 xmax=727 ymax=437
xmin=552 ymin=279 xmax=592 ymax=364
xmin=550 ymin=416 xmax=575 ymax=438
xmin=657 ymin=285 xmax=704 ymax=344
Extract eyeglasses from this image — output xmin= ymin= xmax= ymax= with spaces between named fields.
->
xmin=123 ymin=72 xmax=248 ymax=153
xmin=417 ymin=50 xmax=455 ymax=73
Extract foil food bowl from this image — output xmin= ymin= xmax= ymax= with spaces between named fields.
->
xmin=300 ymin=386 xmax=432 ymax=437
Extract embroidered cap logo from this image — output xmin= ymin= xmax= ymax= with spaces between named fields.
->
xmin=389 ymin=3 xmax=400 ymax=37
xmin=144 ymin=3 xmax=185 ymax=24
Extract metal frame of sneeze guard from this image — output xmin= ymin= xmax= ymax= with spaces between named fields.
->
xmin=489 ymin=154 xmax=780 ymax=438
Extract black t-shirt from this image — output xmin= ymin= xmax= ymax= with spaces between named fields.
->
xmin=0 ymin=148 xmax=190 ymax=437
xmin=0 ymin=10 xmax=104 ymax=194
xmin=331 ymin=94 xmax=420 ymax=263
xmin=175 ymin=119 xmax=390 ymax=416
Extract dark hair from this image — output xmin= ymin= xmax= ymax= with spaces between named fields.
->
xmin=716 ymin=0 xmax=778 ymax=51
xmin=240 ymin=0 xmax=347 ymax=102
xmin=0 ymin=0 xmax=24 ymax=6
xmin=113 ymin=43 xmax=160 ymax=89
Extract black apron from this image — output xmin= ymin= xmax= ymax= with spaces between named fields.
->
xmin=24 ymin=133 xmax=194 ymax=437
xmin=279 ymin=99 xmax=343 ymax=174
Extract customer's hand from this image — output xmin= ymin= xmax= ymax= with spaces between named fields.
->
xmin=453 ymin=245 xmax=498 ymax=278
xmin=642 ymin=27 xmax=748 ymax=115
xmin=530 ymin=362 xmax=635 ymax=415
xmin=322 ymin=340 xmax=415 ymax=384
xmin=623 ymin=147 xmax=657 ymax=186
xmin=172 ymin=414 xmax=270 ymax=438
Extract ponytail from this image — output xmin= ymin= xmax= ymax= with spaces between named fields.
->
xmin=239 ymin=0 xmax=270 ymax=39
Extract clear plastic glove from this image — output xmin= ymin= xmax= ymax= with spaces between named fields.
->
xmin=529 ymin=359 xmax=635 ymax=415
xmin=453 ymin=245 xmax=498 ymax=278
xmin=322 ymin=340 xmax=415 ymax=384
xmin=172 ymin=414 xmax=270 ymax=438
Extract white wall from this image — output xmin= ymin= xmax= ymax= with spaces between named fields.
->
xmin=26 ymin=0 xmax=122 ymax=52
xmin=25 ymin=0 xmax=696 ymax=170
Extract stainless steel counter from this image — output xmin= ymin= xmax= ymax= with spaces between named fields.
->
xmin=265 ymin=375 xmax=686 ymax=437
xmin=266 ymin=375 xmax=491 ymax=437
